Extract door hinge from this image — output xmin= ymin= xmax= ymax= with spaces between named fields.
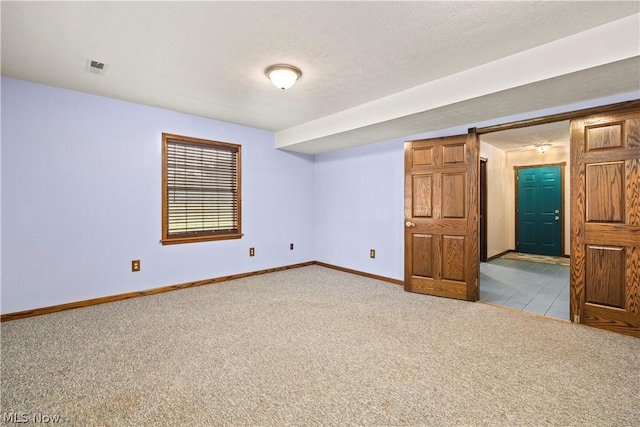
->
xmin=573 ymin=315 xmax=580 ymax=323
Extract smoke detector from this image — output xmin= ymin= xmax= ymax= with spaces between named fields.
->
xmin=86 ymin=58 xmax=108 ymax=76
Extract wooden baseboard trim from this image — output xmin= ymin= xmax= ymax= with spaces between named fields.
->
xmin=1 ymin=262 xmax=315 ymax=322
xmin=312 ymin=261 xmax=404 ymax=286
xmin=486 ymin=250 xmax=512 ymax=262
xmin=2 ymin=261 xmax=404 ymax=322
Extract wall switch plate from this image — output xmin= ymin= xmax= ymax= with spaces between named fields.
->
xmin=249 ymin=247 xmax=255 ymax=257
xmin=370 ymin=249 xmax=375 ymax=259
xmin=132 ymin=260 xmax=140 ymax=272
xmin=290 ymin=243 xmax=294 ymax=250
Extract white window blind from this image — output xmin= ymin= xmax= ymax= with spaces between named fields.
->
xmin=163 ymin=134 xmax=240 ymax=243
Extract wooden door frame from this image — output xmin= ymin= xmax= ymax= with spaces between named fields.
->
xmin=480 ymin=158 xmax=488 ymax=262
xmin=475 ymin=98 xmax=640 ymax=327
xmin=513 ymin=163 xmax=566 ymax=256
xmin=476 ymin=100 xmax=640 ymax=135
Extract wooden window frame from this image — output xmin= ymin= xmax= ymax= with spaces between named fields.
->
xmin=161 ymin=133 xmax=242 ymax=245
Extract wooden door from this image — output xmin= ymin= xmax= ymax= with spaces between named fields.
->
xmin=570 ymin=108 xmax=640 ymax=337
xmin=516 ymin=165 xmax=563 ymax=256
xmin=404 ymin=132 xmax=479 ymax=301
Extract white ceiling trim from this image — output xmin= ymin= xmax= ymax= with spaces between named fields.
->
xmin=275 ymin=14 xmax=640 ymax=152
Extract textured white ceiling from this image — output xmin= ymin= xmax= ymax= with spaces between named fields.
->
xmin=481 ymin=121 xmax=570 ymax=152
xmin=2 ymin=1 xmax=639 ymax=154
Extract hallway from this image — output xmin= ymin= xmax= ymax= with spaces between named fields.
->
xmin=479 ymin=256 xmax=570 ymax=320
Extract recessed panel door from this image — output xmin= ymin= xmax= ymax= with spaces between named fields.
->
xmin=517 ymin=166 xmax=562 ymax=256
xmin=570 ymin=108 xmax=640 ymax=337
xmin=404 ymin=133 xmax=479 ymax=301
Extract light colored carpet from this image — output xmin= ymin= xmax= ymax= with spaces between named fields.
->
xmin=500 ymin=252 xmax=570 ymax=266
xmin=1 ymin=265 xmax=638 ymax=426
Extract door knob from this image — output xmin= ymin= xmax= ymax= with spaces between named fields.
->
xmin=555 ymin=216 xmax=560 ymax=221
xmin=405 ymin=221 xmax=416 ymax=228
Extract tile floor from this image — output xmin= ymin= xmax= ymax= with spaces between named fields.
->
xmin=479 ymin=257 xmax=569 ymax=320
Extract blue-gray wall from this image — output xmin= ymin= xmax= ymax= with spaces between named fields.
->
xmin=1 ymin=76 xmax=637 ymax=313
xmin=1 ymin=77 xmax=314 ymax=313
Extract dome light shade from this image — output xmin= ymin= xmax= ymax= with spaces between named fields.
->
xmin=265 ymin=64 xmax=301 ymax=91
xmin=536 ymin=144 xmax=551 ymax=153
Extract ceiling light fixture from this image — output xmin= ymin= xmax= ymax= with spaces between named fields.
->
xmin=265 ymin=64 xmax=301 ymax=91
xmin=536 ymin=144 xmax=551 ymax=154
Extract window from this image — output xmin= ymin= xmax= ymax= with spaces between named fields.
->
xmin=161 ymin=133 xmax=241 ymax=245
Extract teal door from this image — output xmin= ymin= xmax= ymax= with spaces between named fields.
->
xmin=517 ymin=165 xmax=562 ymax=256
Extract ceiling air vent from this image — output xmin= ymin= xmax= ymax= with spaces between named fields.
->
xmin=86 ymin=58 xmax=108 ymax=76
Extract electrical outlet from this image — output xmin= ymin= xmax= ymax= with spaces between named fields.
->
xmin=370 ymin=249 xmax=375 ymax=259
xmin=290 ymin=243 xmax=294 ymax=250
xmin=132 ymin=260 xmax=140 ymax=272
xmin=249 ymin=247 xmax=255 ymax=257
